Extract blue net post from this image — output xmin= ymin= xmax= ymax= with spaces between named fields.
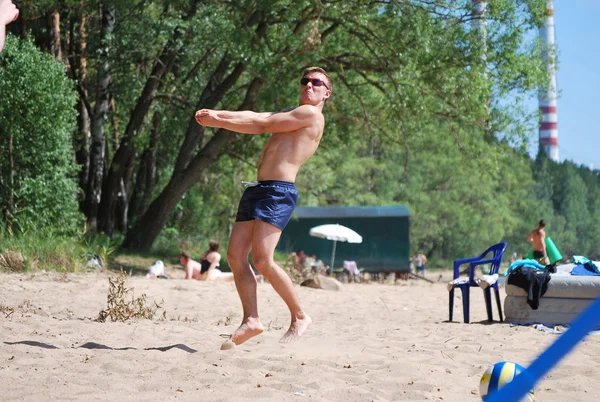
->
xmin=486 ymin=295 xmax=600 ymax=402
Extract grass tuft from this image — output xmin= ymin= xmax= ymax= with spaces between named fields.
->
xmin=0 ymin=250 xmax=25 ymax=272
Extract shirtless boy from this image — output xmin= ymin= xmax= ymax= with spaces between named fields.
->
xmin=195 ymin=67 xmax=331 ymax=345
xmin=528 ymin=219 xmax=548 ymax=264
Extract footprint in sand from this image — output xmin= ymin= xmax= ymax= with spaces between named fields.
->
xmin=220 ymin=340 xmax=236 ymax=350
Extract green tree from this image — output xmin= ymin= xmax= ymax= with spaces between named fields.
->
xmin=9 ymin=0 xmax=559 ymax=260
xmin=552 ymin=163 xmax=591 ymax=257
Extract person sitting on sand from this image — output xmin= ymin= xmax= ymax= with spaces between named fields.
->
xmin=181 ymin=251 xmax=203 ymax=280
xmin=181 ymin=241 xmax=234 ymax=282
xmin=310 ymin=254 xmax=326 ymax=274
xmin=294 ymin=249 xmax=309 ymax=273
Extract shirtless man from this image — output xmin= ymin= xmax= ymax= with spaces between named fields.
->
xmin=194 ymin=67 xmax=331 ymax=345
xmin=0 ymin=0 xmax=19 ymax=52
xmin=528 ymin=219 xmax=548 ymax=264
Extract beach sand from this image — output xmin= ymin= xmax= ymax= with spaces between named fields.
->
xmin=1 ymin=267 xmax=598 ymax=401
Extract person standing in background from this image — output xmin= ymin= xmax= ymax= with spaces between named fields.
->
xmin=528 ymin=219 xmax=549 ymax=264
xmin=415 ymin=253 xmax=427 ymax=276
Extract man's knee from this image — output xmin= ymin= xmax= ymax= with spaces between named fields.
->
xmin=227 ymin=248 xmax=247 ymax=268
xmin=253 ymin=254 xmax=275 ymax=274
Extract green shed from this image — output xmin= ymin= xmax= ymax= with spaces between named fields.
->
xmin=278 ymin=205 xmax=410 ymax=272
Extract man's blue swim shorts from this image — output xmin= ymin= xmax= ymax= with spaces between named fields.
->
xmin=235 ymin=180 xmax=298 ymax=230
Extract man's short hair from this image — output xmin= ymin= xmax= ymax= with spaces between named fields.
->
xmin=539 ymin=219 xmax=546 ymax=228
xmin=181 ymin=251 xmax=191 ymax=259
xmin=302 ymin=67 xmax=332 ymax=93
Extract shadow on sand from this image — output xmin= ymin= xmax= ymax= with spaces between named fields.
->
xmin=4 ymin=340 xmax=197 ymax=353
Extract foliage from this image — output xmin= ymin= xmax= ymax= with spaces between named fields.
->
xmin=0 ymin=228 xmax=131 ymax=273
xmin=0 ymin=229 xmax=87 ymax=272
xmin=0 ymin=35 xmax=82 ymax=234
xmin=3 ymin=1 xmax=600 ymax=268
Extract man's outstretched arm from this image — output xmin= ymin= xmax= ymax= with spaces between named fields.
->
xmin=195 ymin=105 xmax=317 ymax=134
xmin=0 ymin=0 xmax=19 ymax=53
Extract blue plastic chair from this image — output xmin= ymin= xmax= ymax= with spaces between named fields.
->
xmin=448 ymin=242 xmax=507 ymax=323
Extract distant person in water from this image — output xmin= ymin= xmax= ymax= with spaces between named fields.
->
xmin=181 ymin=241 xmax=234 ymax=282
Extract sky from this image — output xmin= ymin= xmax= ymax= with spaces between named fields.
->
xmin=527 ymin=0 xmax=600 ymax=170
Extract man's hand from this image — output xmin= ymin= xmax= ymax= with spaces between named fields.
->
xmin=0 ymin=0 xmax=19 ymax=25
xmin=195 ymin=109 xmax=218 ymax=127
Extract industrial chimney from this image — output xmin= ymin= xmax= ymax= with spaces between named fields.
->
xmin=539 ymin=0 xmax=559 ymax=162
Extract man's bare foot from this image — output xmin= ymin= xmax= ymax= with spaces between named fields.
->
xmin=231 ymin=317 xmax=264 ymax=345
xmin=280 ymin=313 xmax=312 ymax=343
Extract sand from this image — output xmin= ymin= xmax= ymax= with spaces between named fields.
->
xmin=1 ymin=267 xmax=599 ymax=401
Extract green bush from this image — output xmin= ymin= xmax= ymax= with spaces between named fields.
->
xmin=0 ymin=230 xmax=126 ymax=273
xmin=0 ymin=35 xmax=82 ymax=234
xmin=0 ymin=230 xmax=86 ymax=272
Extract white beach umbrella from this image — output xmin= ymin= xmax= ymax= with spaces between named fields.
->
xmin=309 ymin=224 xmax=363 ymax=270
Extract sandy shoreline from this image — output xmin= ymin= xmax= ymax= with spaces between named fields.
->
xmin=1 ymin=269 xmax=598 ymax=401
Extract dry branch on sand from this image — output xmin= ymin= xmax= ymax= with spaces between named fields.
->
xmin=96 ymin=274 xmax=165 ymax=322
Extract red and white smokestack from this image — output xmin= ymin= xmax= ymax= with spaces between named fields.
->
xmin=539 ymin=0 xmax=559 ymax=162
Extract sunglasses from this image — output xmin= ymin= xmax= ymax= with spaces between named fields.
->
xmin=300 ymin=77 xmax=330 ymax=90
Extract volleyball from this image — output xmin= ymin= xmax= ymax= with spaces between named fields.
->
xmin=479 ymin=361 xmax=534 ymax=401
